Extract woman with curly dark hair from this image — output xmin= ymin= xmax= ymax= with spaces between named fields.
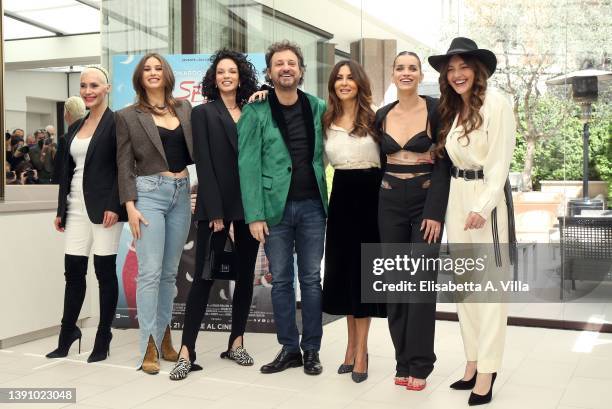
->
xmin=321 ymin=60 xmax=386 ymax=383
xmin=169 ymin=49 xmax=261 ymax=380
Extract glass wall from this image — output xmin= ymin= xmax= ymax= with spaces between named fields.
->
xmin=2 ymin=0 xmax=610 ymax=329
xmin=101 ymin=0 xmax=182 ymax=73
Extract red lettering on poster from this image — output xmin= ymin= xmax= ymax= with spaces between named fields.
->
xmin=176 ymin=81 xmax=204 ymax=104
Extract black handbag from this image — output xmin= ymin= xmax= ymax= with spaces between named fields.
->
xmin=201 ymin=229 xmax=238 ymax=280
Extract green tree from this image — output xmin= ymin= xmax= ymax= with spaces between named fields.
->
xmin=461 ymin=0 xmax=612 ymax=191
xmin=511 ymin=100 xmax=612 ymax=202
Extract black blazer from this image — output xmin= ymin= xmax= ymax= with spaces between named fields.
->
xmin=374 ymin=96 xmax=451 ymax=222
xmin=192 ymin=99 xmax=245 ymax=222
xmin=57 ymin=108 xmax=127 ymax=227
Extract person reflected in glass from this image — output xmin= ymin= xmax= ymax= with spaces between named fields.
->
xmin=52 ymin=96 xmax=87 ymax=184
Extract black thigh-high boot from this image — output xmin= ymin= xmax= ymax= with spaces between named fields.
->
xmin=46 ymin=254 xmax=88 ymax=358
xmin=88 ymin=254 xmax=119 ymax=363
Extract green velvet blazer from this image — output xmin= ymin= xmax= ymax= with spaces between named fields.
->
xmin=237 ymin=90 xmax=328 ymax=227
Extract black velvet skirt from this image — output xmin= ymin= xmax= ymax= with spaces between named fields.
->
xmin=322 ymin=168 xmax=387 ymax=318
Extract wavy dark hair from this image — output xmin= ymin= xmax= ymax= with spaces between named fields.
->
xmin=322 ymin=60 xmax=375 ymax=138
xmin=436 ymin=54 xmax=489 ymax=155
xmin=132 ymin=53 xmax=178 ymax=115
xmin=201 ymin=49 xmax=259 ymax=107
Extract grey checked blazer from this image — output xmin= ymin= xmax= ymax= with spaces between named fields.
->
xmin=115 ymin=99 xmax=193 ymax=204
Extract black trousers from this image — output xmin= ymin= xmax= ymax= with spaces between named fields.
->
xmin=181 ymin=220 xmax=260 ymax=352
xmin=378 ymin=174 xmax=440 ymax=379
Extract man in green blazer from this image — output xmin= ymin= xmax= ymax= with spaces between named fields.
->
xmin=238 ymin=41 xmax=328 ymax=376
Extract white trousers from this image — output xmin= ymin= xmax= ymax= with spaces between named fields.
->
xmin=64 ymin=190 xmax=123 ymax=257
xmin=445 ymin=177 xmax=509 ymax=373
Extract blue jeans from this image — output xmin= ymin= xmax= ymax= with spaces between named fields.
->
xmin=264 ymin=199 xmax=326 ymax=353
xmin=134 ymin=175 xmax=190 ymax=361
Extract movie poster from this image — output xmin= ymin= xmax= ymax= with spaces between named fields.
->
xmin=110 ymin=54 xmax=276 ymax=333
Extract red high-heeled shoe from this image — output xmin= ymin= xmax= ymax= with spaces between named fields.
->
xmin=406 ymin=377 xmax=427 ymax=391
xmin=394 ymin=377 xmax=409 ymax=386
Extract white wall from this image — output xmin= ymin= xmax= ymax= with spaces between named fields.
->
xmin=4 ymin=110 xmax=26 ymax=134
xmin=4 ymin=71 xmax=70 ymax=135
xmin=68 ymin=72 xmax=82 ymax=98
xmin=0 ymin=208 xmax=96 ymax=341
xmin=4 ymin=34 xmax=100 ymax=70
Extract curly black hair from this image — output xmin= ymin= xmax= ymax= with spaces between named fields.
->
xmin=201 ymin=49 xmax=259 ymax=107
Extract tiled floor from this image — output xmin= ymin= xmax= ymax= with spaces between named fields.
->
xmin=1 ymin=318 xmax=612 ymax=409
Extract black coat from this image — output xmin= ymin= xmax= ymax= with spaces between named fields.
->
xmin=374 ymin=96 xmax=451 ymax=222
xmin=56 ymin=108 xmax=127 ymax=227
xmin=192 ymin=99 xmax=245 ymax=222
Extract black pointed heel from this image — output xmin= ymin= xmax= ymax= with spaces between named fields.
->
xmin=88 ymin=331 xmax=112 ymax=363
xmin=450 ymin=370 xmax=477 ymax=390
xmin=351 ymin=354 xmax=368 ymax=383
xmin=46 ymin=327 xmax=82 ymax=358
xmin=468 ymin=372 xmax=497 ymax=406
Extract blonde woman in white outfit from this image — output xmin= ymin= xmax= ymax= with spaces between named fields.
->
xmin=429 ymin=37 xmax=517 ymax=406
xmin=49 ymin=66 xmax=127 ymax=363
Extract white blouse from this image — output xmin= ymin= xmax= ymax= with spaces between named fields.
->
xmin=324 ymin=123 xmax=380 ymax=170
xmin=445 ymin=88 xmax=516 ymax=218
xmin=69 ymin=136 xmax=92 ymax=193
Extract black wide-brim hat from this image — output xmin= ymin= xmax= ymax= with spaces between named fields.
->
xmin=428 ymin=37 xmax=497 ymax=77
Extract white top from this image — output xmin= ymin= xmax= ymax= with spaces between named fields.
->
xmin=445 ymin=88 xmax=516 ymax=218
xmin=69 ymin=136 xmax=92 ymax=193
xmin=324 ymin=123 xmax=380 ymax=170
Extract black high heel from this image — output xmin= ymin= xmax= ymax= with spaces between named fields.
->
xmin=351 ymin=354 xmax=368 ymax=383
xmin=337 ymin=363 xmax=354 ymax=374
xmin=87 ymin=331 xmax=112 ymax=363
xmin=450 ymin=370 xmax=477 ymax=390
xmin=46 ymin=327 xmax=82 ymax=358
xmin=468 ymin=372 xmax=497 ymax=406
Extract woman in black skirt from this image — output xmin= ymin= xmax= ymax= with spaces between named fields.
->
xmin=169 ymin=49 xmax=261 ymax=380
xmin=322 ymin=60 xmax=386 ymax=383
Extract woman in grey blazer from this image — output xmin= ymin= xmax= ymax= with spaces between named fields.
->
xmin=116 ymin=52 xmax=194 ymax=375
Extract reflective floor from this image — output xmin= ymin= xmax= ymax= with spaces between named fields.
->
xmin=1 ymin=318 xmax=611 ymax=408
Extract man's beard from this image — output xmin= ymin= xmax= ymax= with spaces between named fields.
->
xmin=273 ymin=75 xmax=299 ymax=90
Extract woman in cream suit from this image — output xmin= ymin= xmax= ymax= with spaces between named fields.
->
xmin=429 ymin=37 xmax=516 ymax=406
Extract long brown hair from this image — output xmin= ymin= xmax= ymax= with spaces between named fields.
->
xmin=322 ymin=60 xmax=375 ymax=138
xmin=132 ymin=53 xmax=178 ymax=115
xmin=437 ymin=54 xmax=489 ymax=153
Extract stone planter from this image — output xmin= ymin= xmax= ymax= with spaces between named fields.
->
xmin=539 ymin=180 xmax=608 ymax=201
